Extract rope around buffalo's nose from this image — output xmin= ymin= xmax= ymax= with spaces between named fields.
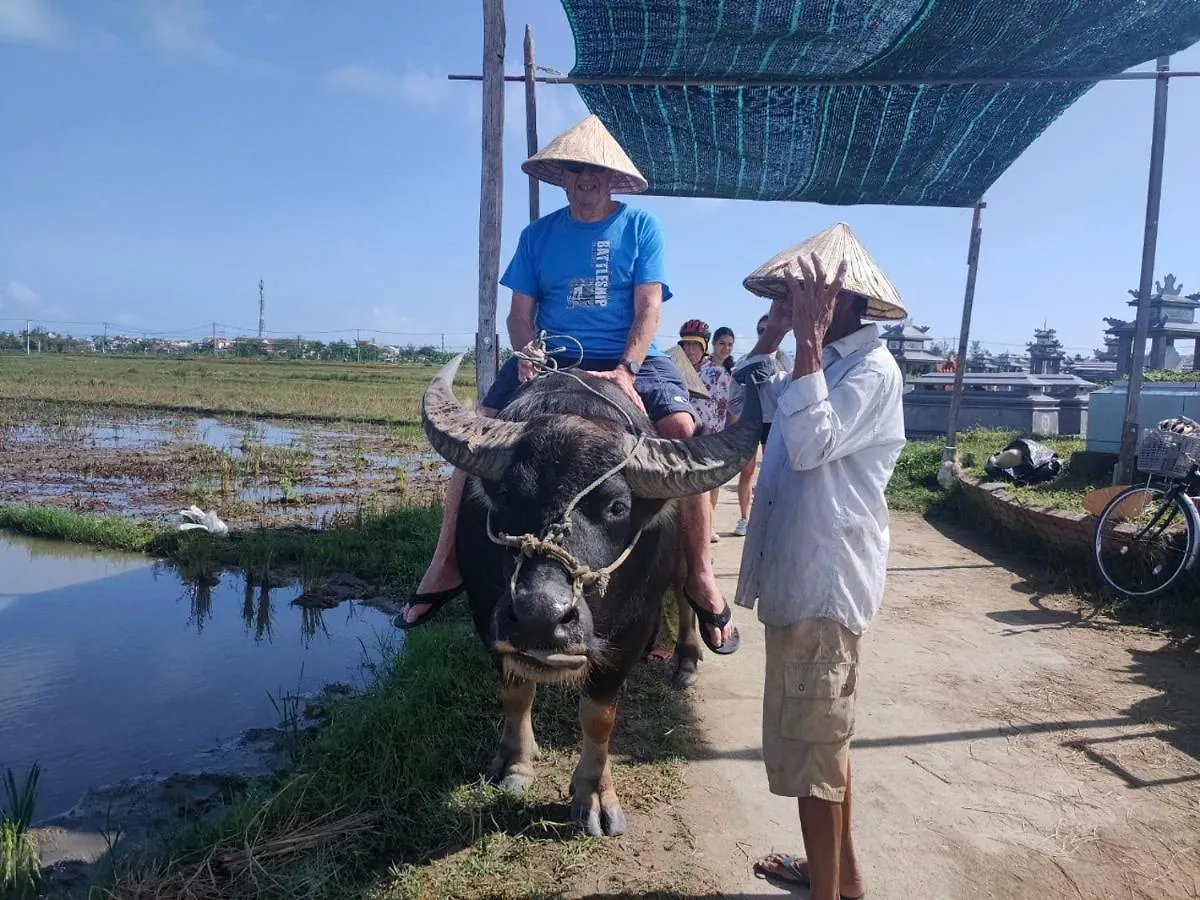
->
xmin=487 ymin=332 xmax=649 ymax=605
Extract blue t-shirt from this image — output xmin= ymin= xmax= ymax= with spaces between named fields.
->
xmin=499 ymin=203 xmax=672 ymax=359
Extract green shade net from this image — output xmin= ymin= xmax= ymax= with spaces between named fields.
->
xmin=559 ymin=1 xmax=1200 ymax=207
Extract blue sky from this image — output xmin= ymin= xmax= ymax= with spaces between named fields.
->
xmin=1 ymin=0 xmax=1198 ymax=358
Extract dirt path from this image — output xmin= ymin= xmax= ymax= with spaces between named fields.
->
xmin=674 ymin=494 xmax=1200 ymax=900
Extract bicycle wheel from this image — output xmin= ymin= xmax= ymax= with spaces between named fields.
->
xmin=1093 ymin=484 xmax=1200 ymax=599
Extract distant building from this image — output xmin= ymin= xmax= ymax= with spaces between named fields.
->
xmin=881 ymin=319 xmax=944 ymax=376
xmin=1105 ymin=273 xmax=1200 ymax=375
xmin=1026 ymin=326 xmax=1066 ymax=375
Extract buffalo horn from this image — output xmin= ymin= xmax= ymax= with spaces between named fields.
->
xmin=420 ymin=353 xmax=527 ymax=481
xmin=622 ymin=385 xmax=763 ymax=499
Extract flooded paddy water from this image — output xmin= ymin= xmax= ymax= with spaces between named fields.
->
xmin=0 ymin=531 xmax=396 ymax=822
xmin=0 ymin=405 xmax=450 ymax=529
xmin=0 ymin=402 xmax=448 ymax=827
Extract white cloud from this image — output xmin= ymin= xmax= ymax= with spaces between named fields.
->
xmin=0 ymin=280 xmax=42 ymax=309
xmin=144 ymin=0 xmax=224 ymax=59
xmin=323 ymin=65 xmax=449 ymax=107
xmin=0 ymin=0 xmax=69 ymax=46
xmin=142 ymin=0 xmax=284 ymax=76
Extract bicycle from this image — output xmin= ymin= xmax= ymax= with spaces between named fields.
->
xmin=1092 ymin=424 xmax=1200 ymax=599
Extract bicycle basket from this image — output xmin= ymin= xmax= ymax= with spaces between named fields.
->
xmin=1137 ymin=428 xmax=1200 ymax=479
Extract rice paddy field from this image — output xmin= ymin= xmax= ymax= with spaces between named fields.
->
xmin=0 ymin=355 xmax=475 ymax=531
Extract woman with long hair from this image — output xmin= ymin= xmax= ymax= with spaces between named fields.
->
xmin=696 ymin=325 xmax=741 ymax=540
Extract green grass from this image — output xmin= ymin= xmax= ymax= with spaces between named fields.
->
xmin=886 ymin=428 xmax=1099 ymax=515
xmin=0 ymin=505 xmax=163 ymax=553
xmin=1 ymin=764 xmax=41 ymax=899
xmin=0 ymin=355 xmax=475 ymax=425
xmin=99 ymin=623 xmax=695 ymax=900
xmin=0 ymin=502 xmax=443 ymax=590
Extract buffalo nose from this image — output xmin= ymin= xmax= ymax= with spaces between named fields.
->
xmin=500 ymin=591 xmax=583 ymax=647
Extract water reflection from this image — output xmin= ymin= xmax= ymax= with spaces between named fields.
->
xmin=0 ymin=531 xmax=392 ymax=821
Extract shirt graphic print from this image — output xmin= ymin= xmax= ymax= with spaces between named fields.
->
xmin=567 ymin=240 xmax=612 ymax=308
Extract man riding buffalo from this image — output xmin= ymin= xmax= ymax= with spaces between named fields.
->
xmin=398 ymin=113 xmax=739 ymax=657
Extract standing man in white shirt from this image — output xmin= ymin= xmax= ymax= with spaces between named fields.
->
xmin=733 ymin=231 xmax=906 ymax=900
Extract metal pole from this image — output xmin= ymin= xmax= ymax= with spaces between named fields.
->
xmin=1115 ymin=55 xmax=1171 ymax=486
xmin=447 ymin=69 xmax=1200 ymax=88
xmin=25 ymin=320 xmax=31 ymax=355
xmin=942 ymin=200 xmax=986 ymax=473
xmin=523 ymin=24 xmax=540 ymax=223
xmin=476 ymin=0 xmax=505 ymax=399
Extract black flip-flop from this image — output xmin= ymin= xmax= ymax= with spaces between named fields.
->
xmin=684 ymin=591 xmax=740 ymax=655
xmin=393 ymin=584 xmax=463 ymax=631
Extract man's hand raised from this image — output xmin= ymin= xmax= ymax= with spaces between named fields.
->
xmin=784 ymin=252 xmax=847 ymax=378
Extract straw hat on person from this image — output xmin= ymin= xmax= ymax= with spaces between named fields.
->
xmin=742 ymin=222 xmax=907 ymax=321
xmin=521 ymin=114 xmax=648 ymax=194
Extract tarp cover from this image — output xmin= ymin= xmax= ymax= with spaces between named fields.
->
xmin=559 ymin=1 xmax=1200 ymax=206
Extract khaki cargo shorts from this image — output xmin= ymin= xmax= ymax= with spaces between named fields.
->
xmin=762 ymin=617 xmax=861 ymax=802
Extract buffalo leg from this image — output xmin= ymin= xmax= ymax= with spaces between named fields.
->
xmin=488 ymin=676 xmax=539 ymax=793
xmin=570 ymin=695 xmax=625 ymax=837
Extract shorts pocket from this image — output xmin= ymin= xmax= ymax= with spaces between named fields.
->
xmin=779 ymin=661 xmax=857 ymax=744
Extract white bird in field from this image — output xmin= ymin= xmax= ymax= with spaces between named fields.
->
xmin=178 ymin=505 xmax=230 ymax=537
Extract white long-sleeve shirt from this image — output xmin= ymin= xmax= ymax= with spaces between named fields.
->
xmin=732 ymin=324 xmax=906 ymax=634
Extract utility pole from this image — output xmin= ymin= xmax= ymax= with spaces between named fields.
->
xmin=212 ymin=322 xmax=218 ymax=357
xmin=356 ymin=328 xmax=361 ymax=364
xmin=102 ymin=322 xmax=108 ymax=353
xmin=258 ymin=279 xmax=265 ymax=339
xmin=1115 ymin=55 xmax=1172 ymax=485
xmin=25 ymin=320 xmax=31 ymax=355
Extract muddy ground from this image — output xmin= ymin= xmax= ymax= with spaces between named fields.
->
xmin=664 ymin=497 xmax=1200 ymax=900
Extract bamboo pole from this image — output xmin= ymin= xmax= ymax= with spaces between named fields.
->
xmin=523 ymin=25 xmax=539 ymax=223
xmin=1114 ymin=56 xmax=1171 ymax=485
xmin=475 ymin=0 xmax=505 ymax=399
xmin=940 ymin=200 xmax=986 ymax=481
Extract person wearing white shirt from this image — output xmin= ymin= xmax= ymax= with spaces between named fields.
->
xmin=734 ymin=249 xmax=906 ymax=900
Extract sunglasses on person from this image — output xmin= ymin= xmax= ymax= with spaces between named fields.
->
xmin=562 ymin=162 xmax=606 ymax=175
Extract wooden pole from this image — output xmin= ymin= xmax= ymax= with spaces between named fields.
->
xmin=476 ymin=0 xmax=505 ymax=400
xmin=1114 ymin=55 xmax=1171 ymax=485
xmin=523 ymin=24 xmax=539 ymax=223
xmin=941 ymin=200 xmax=986 ymax=475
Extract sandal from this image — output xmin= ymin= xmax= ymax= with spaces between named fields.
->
xmin=393 ymin=584 xmax=463 ymax=631
xmin=753 ymin=853 xmax=865 ymax=899
xmin=683 ymin=591 xmax=740 ymax=655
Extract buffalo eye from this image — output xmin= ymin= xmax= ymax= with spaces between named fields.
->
xmin=606 ymin=499 xmax=630 ymax=519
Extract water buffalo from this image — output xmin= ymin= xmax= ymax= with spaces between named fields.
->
xmin=420 ymin=355 xmax=760 ymax=836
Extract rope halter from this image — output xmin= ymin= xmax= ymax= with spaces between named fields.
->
xmin=488 ymin=332 xmax=648 ymax=605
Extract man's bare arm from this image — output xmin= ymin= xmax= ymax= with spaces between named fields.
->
xmin=623 ymin=282 xmax=662 ymax=364
xmin=507 ymin=292 xmax=537 ymax=351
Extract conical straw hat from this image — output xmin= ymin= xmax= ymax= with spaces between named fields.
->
xmin=742 ymin=222 xmax=907 ymax=321
xmin=521 ymin=114 xmax=648 ymax=194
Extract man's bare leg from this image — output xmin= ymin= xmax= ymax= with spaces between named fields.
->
xmin=403 ymin=406 xmax=498 ymax=624
xmin=787 ymin=762 xmax=865 ymax=899
xmin=655 ymin=411 xmax=735 ymax=649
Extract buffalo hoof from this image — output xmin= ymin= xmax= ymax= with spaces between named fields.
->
xmin=498 ymin=772 xmax=534 ymax=794
xmin=671 ymin=659 xmax=700 ymax=689
xmin=570 ymin=788 xmax=626 ymax=837
xmin=487 ymin=745 xmax=538 ymax=794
